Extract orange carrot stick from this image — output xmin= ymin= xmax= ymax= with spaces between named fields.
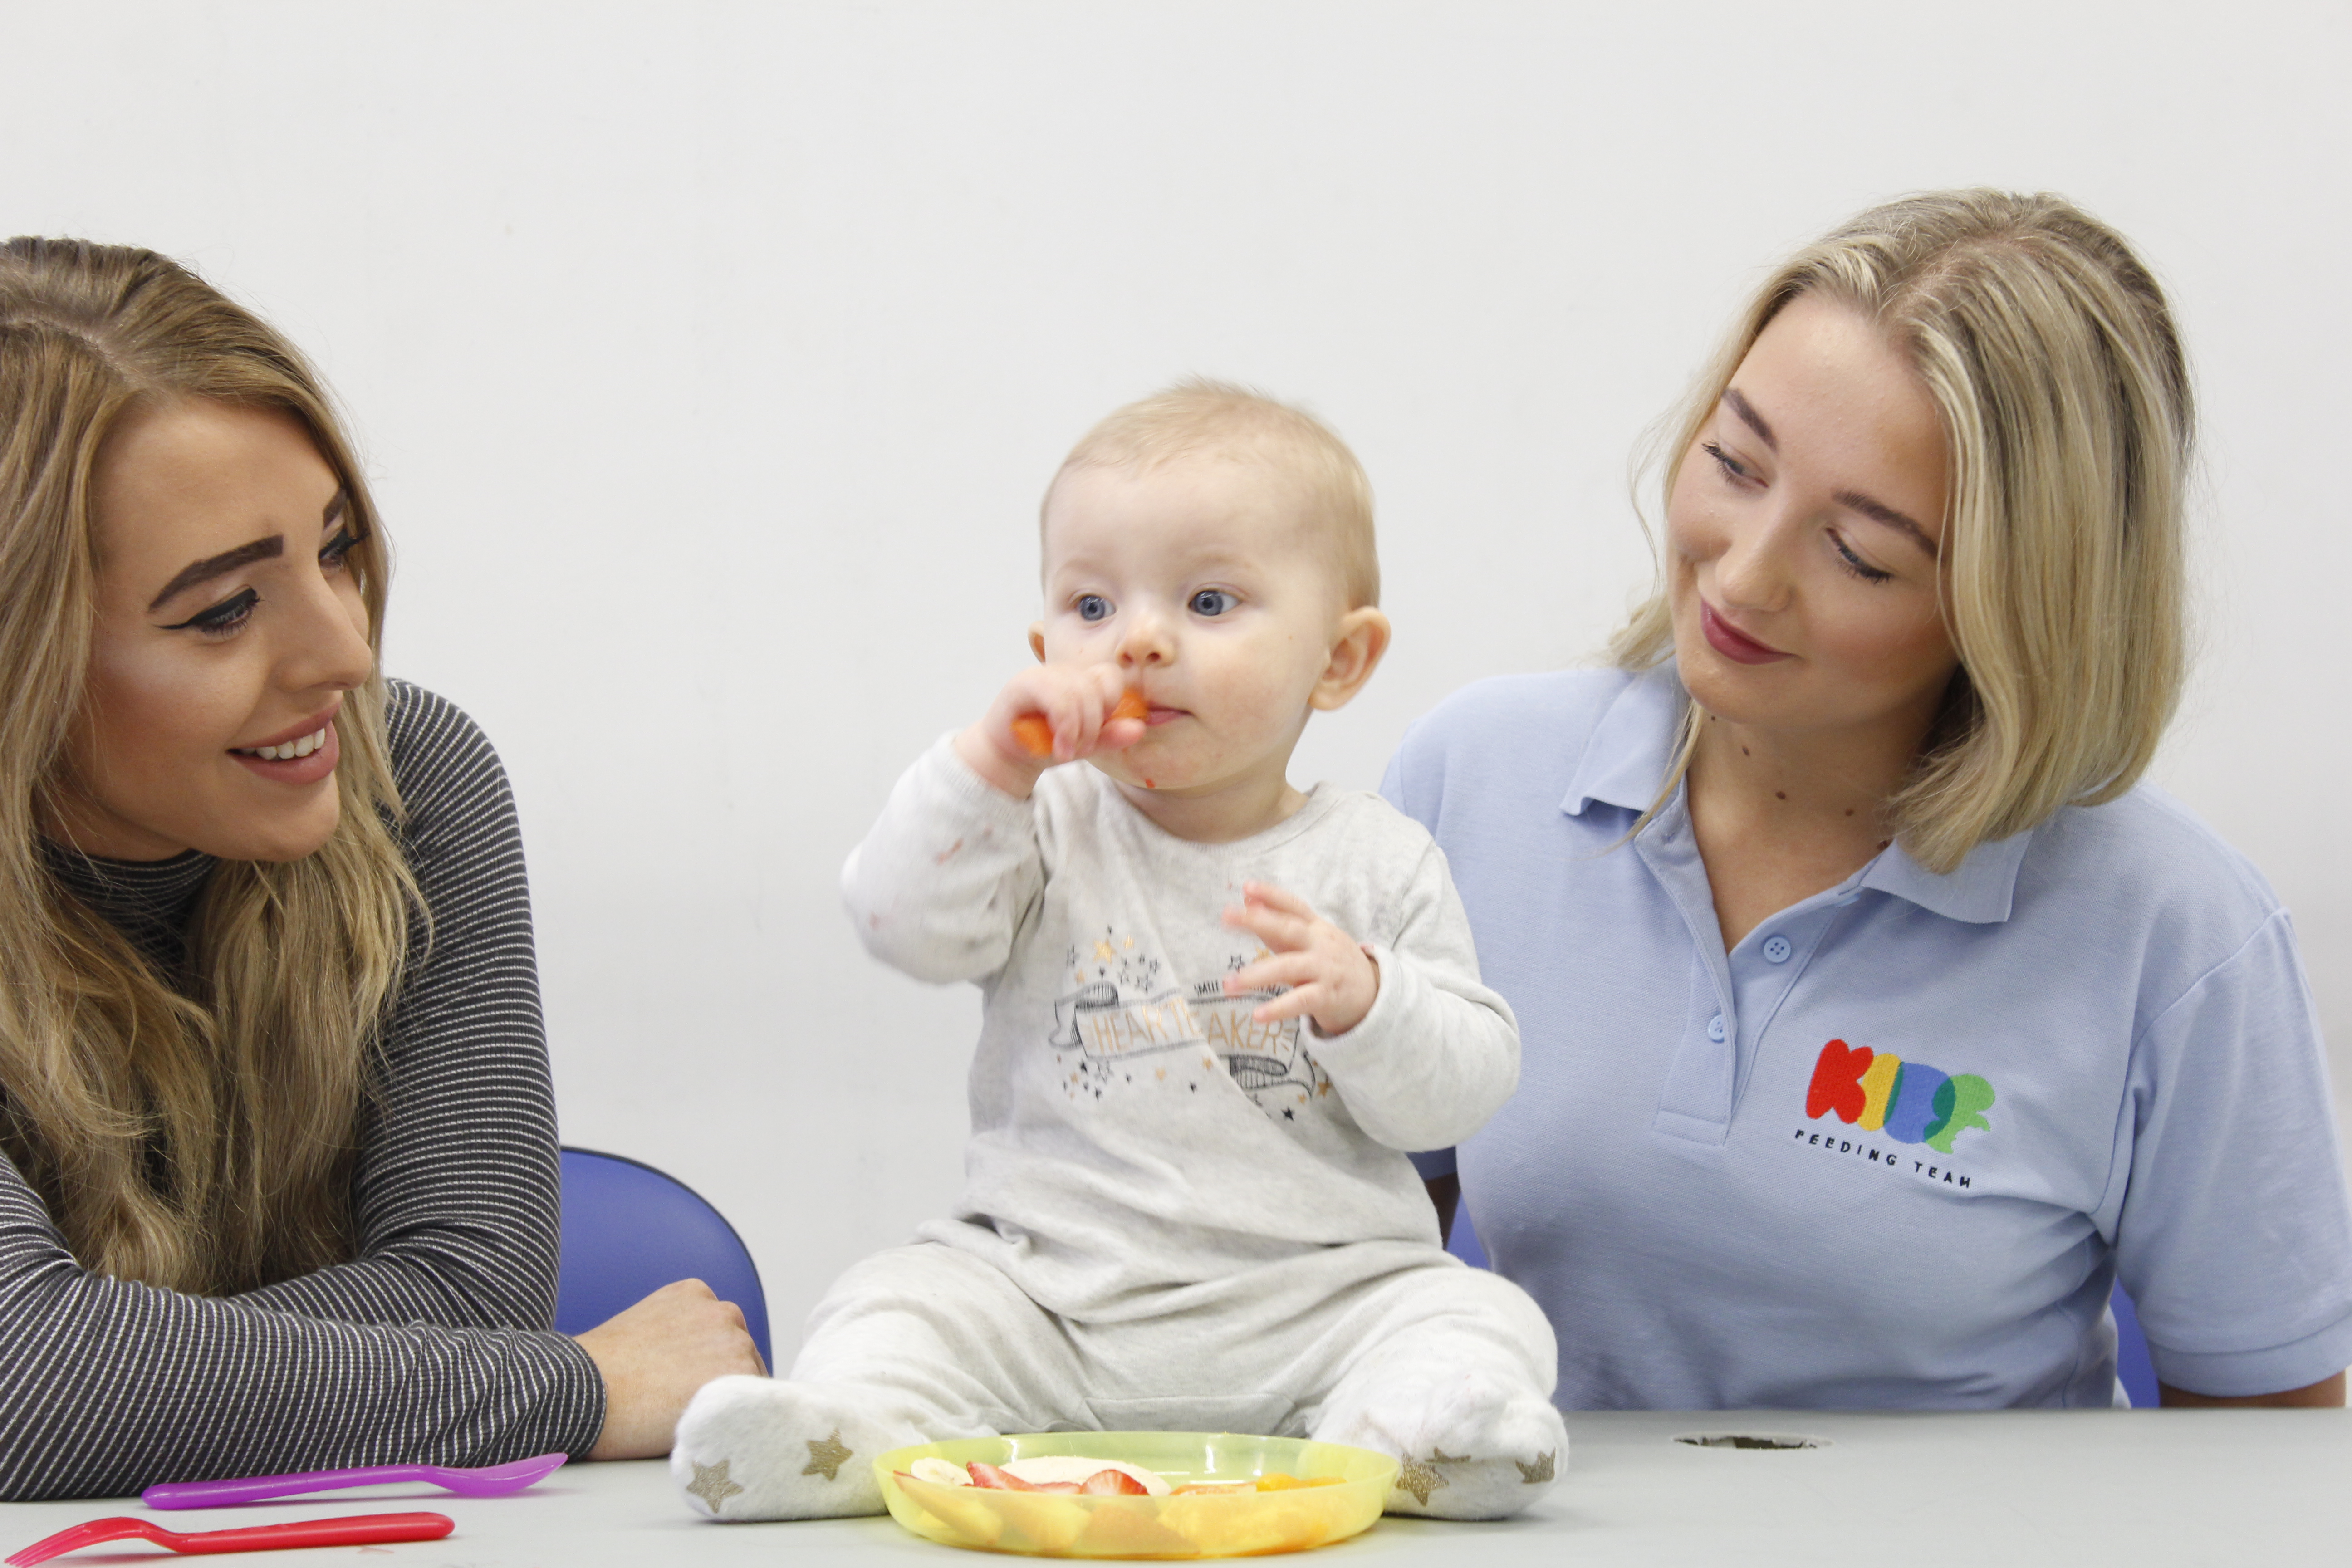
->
xmin=1013 ymin=690 xmax=1147 ymax=758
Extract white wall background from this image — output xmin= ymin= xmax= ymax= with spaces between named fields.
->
xmin=7 ymin=1 xmax=2348 ymax=1348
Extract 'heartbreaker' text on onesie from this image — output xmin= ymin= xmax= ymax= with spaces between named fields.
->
xmin=1049 ymin=926 xmax=1329 ymax=1119
xmin=1803 ymin=1039 xmax=1995 ymax=1154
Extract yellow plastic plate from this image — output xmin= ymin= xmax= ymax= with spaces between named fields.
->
xmin=874 ymin=1431 xmax=1398 ymax=1558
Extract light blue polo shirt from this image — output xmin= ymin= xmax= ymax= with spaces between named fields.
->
xmin=1387 ymin=664 xmax=2352 ymax=1408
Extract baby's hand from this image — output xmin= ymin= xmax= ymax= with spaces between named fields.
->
xmin=1221 ymin=881 xmax=1379 ymax=1036
xmin=955 ymin=663 xmax=1147 ymax=797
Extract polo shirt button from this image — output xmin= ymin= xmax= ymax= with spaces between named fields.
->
xmin=1707 ymin=1014 xmax=1726 ymax=1042
xmin=1763 ymin=935 xmax=1792 ymax=964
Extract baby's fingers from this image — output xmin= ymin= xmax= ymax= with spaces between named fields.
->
xmin=1222 ymin=900 xmax=1318 ymax=953
xmin=1224 ymin=951 xmax=1319 ymax=998
xmin=1087 ymin=662 xmax=1130 ymax=708
xmin=1002 ymin=666 xmax=1130 ymax=761
xmin=1239 ymin=881 xmax=1319 ymax=920
xmin=1054 ymin=669 xmax=1143 ymax=760
xmin=1047 ymin=686 xmax=1103 ymax=761
xmin=1245 ymin=983 xmax=1326 ymax=1025
xmin=1086 ymin=673 xmax=1147 ymax=752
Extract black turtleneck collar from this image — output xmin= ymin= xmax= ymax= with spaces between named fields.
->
xmin=40 ymin=839 xmax=218 ymax=974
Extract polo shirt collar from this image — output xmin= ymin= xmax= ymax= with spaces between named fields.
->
xmin=1854 ymin=829 xmax=2028 ymax=925
xmin=1560 ymin=660 xmax=2029 ymax=926
xmin=1563 ymin=662 xmax=1684 ymax=817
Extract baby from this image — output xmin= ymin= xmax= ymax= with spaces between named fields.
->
xmin=673 ymin=382 xmax=1565 ymax=1521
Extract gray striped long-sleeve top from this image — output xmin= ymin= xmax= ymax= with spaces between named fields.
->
xmin=0 ymin=682 xmax=605 ymax=1500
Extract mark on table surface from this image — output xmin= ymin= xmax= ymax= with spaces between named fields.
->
xmin=1671 ymin=1432 xmax=1829 ymax=1450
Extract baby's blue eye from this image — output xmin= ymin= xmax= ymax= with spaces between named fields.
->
xmin=1077 ymin=594 xmax=1112 ymax=622
xmin=1190 ymin=589 xmax=1238 ymax=617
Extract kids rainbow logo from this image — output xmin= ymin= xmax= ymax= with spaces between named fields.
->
xmin=1805 ymin=1039 xmax=1995 ymax=1155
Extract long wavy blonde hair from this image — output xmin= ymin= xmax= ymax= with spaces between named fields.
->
xmin=1612 ymin=190 xmax=2191 ymax=873
xmin=0 ymin=238 xmax=419 ymax=1293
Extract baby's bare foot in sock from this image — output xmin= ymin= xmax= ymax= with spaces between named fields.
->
xmin=1313 ymin=1367 xmax=1567 ymax=1520
xmin=672 ymin=1376 xmax=916 ymax=1520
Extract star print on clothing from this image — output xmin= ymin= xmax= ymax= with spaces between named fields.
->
xmin=686 ymin=1459 xmax=745 ymax=1511
xmin=1429 ymin=1448 xmax=1469 ymax=1466
xmin=1393 ymin=1455 xmax=1450 ymax=1506
xmin=1515 ymin=1451 xmax=1556 ymax=1483
xmin=803 ymin=1430 xmax=855 ymax=1481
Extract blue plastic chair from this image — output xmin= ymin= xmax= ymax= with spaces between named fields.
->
xmin=2109 ymin=1281 xmax=2160 ymax=1408
xmin=554 ymin=1147 xmax=773 ymax=1367
xmin=1444 ymin=1200 xmax=2162 ymax=1407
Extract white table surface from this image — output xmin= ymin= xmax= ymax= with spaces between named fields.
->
xmin=5 ymin=1410 xmax=2343 ymax=1566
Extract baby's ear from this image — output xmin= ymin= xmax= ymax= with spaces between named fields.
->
xmin=1310 ymin=608 xmax=1392 ymax=712
xmin=1029 ymin=623 xmax=1047 ymax=662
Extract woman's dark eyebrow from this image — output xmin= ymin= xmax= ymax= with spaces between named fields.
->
xmin=144 ymin=493 xmax=347 ymax=612
xmin=1836 ymin=490 xmax=1937 ymax=556
xmin=1722 ymin=388 xmax=1776 ymax=450
xmin=147 ymin=536 xmax=284 ymax=610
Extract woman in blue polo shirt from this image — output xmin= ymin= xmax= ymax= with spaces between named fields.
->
xmin=1390 ymin=190 xmax=2352 ymax=1409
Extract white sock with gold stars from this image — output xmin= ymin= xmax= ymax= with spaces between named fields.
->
xmin=1311 ymin=1366 xmax=1567 ymax=1520
xmin=672 ymin=1376 xmax=920 ymax=1521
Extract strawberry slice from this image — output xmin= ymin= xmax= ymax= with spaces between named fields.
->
xmin=967 ymin=1462 xmax=1087 ymax=1495
xmin=968 ymin=1462 xmax=1035 ymax=1491
xmin=1080 ymin=1469 xmax=1151 ymax=1495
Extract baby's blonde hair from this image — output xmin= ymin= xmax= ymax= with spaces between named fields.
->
xmin=1612 ymin=190 xmax=2191 ymax=874
xmin=1048 ymin=379 xmax=1379 ymax=608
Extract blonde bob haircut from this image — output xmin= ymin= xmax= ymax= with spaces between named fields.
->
xmin=1049 ymin=378 xmax=1380 ymax=609
xmin=1610 ymin=190 xmax=2191 ymax=874
xmin=0 ymin=237 xmax=417 ymax=1294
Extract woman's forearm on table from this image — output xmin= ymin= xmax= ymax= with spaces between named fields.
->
xmin=0 ymin=1165 xmax=603 ymax=1501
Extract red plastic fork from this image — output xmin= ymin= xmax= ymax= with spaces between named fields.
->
xmin=6 ymin=1510 xmax=451 ymax=1564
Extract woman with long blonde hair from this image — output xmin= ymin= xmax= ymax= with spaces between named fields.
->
xmin=0 ymin=239 xmax=761 ymax=1499
xmin=1388 ymin=191 xmax=2351 ymax=1410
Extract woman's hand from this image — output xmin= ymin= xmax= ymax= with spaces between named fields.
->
xmin=955 ymin=663 xmax=1143 ymax=798
xmin=1221 ymin=881 xmax=1381 ymax=1036
xmin=574 ymin=1279 xmax=767 ymax=1460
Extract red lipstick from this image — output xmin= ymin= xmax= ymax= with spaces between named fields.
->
xmin=1700 ymin=601 xmax=1791 ymax=665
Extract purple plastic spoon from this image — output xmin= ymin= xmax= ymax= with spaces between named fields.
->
xmin=141 ymin=1453 xmax=566 ymax=1509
